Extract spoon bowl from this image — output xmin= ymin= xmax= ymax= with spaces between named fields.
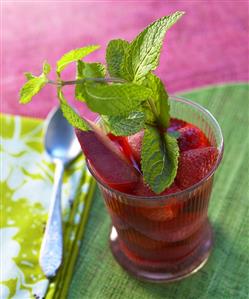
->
xmin=45 ymin=108 xmax=81 ymax=163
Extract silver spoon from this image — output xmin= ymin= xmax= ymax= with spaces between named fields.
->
xmin=39 ymin=107 xmax=81 ymax=278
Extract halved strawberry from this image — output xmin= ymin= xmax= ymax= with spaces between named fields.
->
xmin=176 ymin=147 xmax=218 ymax=189
xmin=127 ymin=130 xmax=144 ymax=164
xmin=76 ymin=126 xmax=140 ymax=192
xmin=107 ymin=133 xmax=126 ymax=152
xmin=178 ymin=124 xmax=210 ymax=152
xmin=107 ymin=133 xmax=138 ymax=168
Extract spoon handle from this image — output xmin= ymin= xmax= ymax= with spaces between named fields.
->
xmin=39 ymin=161 xmax=64 ymax=278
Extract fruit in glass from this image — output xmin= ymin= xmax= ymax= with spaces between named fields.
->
xmin=76 ymin=96 xmax=224 ymax=282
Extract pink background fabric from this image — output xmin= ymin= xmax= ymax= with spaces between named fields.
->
xmin=2 ymin=1 xmax=249 ymax=119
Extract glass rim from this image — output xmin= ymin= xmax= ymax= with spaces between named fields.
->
xmin=87 ymin=95 xmax=224 ymax=202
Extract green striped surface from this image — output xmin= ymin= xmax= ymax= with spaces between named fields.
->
xmin=68 ymin=83 xmax=249 ymax=299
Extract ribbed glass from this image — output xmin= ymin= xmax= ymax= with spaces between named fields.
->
xmin=87 ymin=96 xmax=224 ymax=282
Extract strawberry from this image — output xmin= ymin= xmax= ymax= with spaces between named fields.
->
xmin=75 ymin=127 xmax=140 ymax=192
xmin=127 ymin=130 xmax=144 ymax=164
xmin=168 ymin=118 xmax=187 ymax=132
xmin=118 ymin=228 xmax=164 ymax=250
xmin=119 ymin=224 xmax=206 ymax=262
xmin=107 ymin=133 xmax=133 ymax=162
xmin=127 ymin=119 xmax=190 ymax=163
xmin=133 ymin=180 xmax=181 ymax=222
xmin=178 ymin=124 xmax=210 ymax=152
xmin=133 ymin=180 xmax=180 ymax=197
xmin=176 ymin=147 xmax=218 ymax=189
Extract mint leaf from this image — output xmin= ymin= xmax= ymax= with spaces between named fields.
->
xmin=57 ymin=88 xmax=89 ymax=131
xmin=24 ymin=72 xmax=35 ymax=80
xmin=75 ymin=61 xmax=106 ymax=101
xmin=125 ymin=11 xmax=184 ymax=82
xmin=106 ymin=39 xmax=129 ymax=78
xmin=43 ymin=60 xmax=51 ymax=75
xmin=141 ymin=126 xmax=179 ymax=193
xmin=20 ymin=62 xmax=51 ymax=103
xmin=81 ymin=83 xmax=152 ymax=116
xmin=143 ymin=72 xmax=170 ymax=128
xmin=19 ymin=75 xmax=48 ymax=104
xmin=104 ymin=111 xmax=145 ymax=136
xmin=24 ymin=62 xmax=50 ymax=81
xmin=56 ymin=45 xmax=100 ymax=74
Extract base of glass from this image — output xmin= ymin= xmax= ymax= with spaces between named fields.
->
xmin=110 ymin=223 xmax=213 ymax=283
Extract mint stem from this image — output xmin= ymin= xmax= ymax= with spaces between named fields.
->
xmin=147 ymin=98 xmax=157 ymax=117
xmin=48 ymin=77 xmax=126 ymax=86
xmin=48 ymin=80 xmax=58 ymax=85
xmin=147 ymin=98 xmax=166 ymax=130
xmin=148 ymin=98 xmax=160 ymax=122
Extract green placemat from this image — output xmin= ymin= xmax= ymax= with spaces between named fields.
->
xmin=68 ymin=83 xmax=249 ymax=299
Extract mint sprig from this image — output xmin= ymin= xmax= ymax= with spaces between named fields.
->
xmin=19 ymin=11 xmax=185 ymax=193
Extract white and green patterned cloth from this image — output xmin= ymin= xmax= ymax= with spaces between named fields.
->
xmin=0 ymin=114 xmax=95 ymax=299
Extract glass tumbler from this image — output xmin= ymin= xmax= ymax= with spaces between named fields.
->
xmin=87 ymin=96 xmax=224 ymax=282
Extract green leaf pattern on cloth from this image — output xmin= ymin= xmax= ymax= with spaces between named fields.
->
xmin=0 ymin=114 xmax=95 ymax=299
